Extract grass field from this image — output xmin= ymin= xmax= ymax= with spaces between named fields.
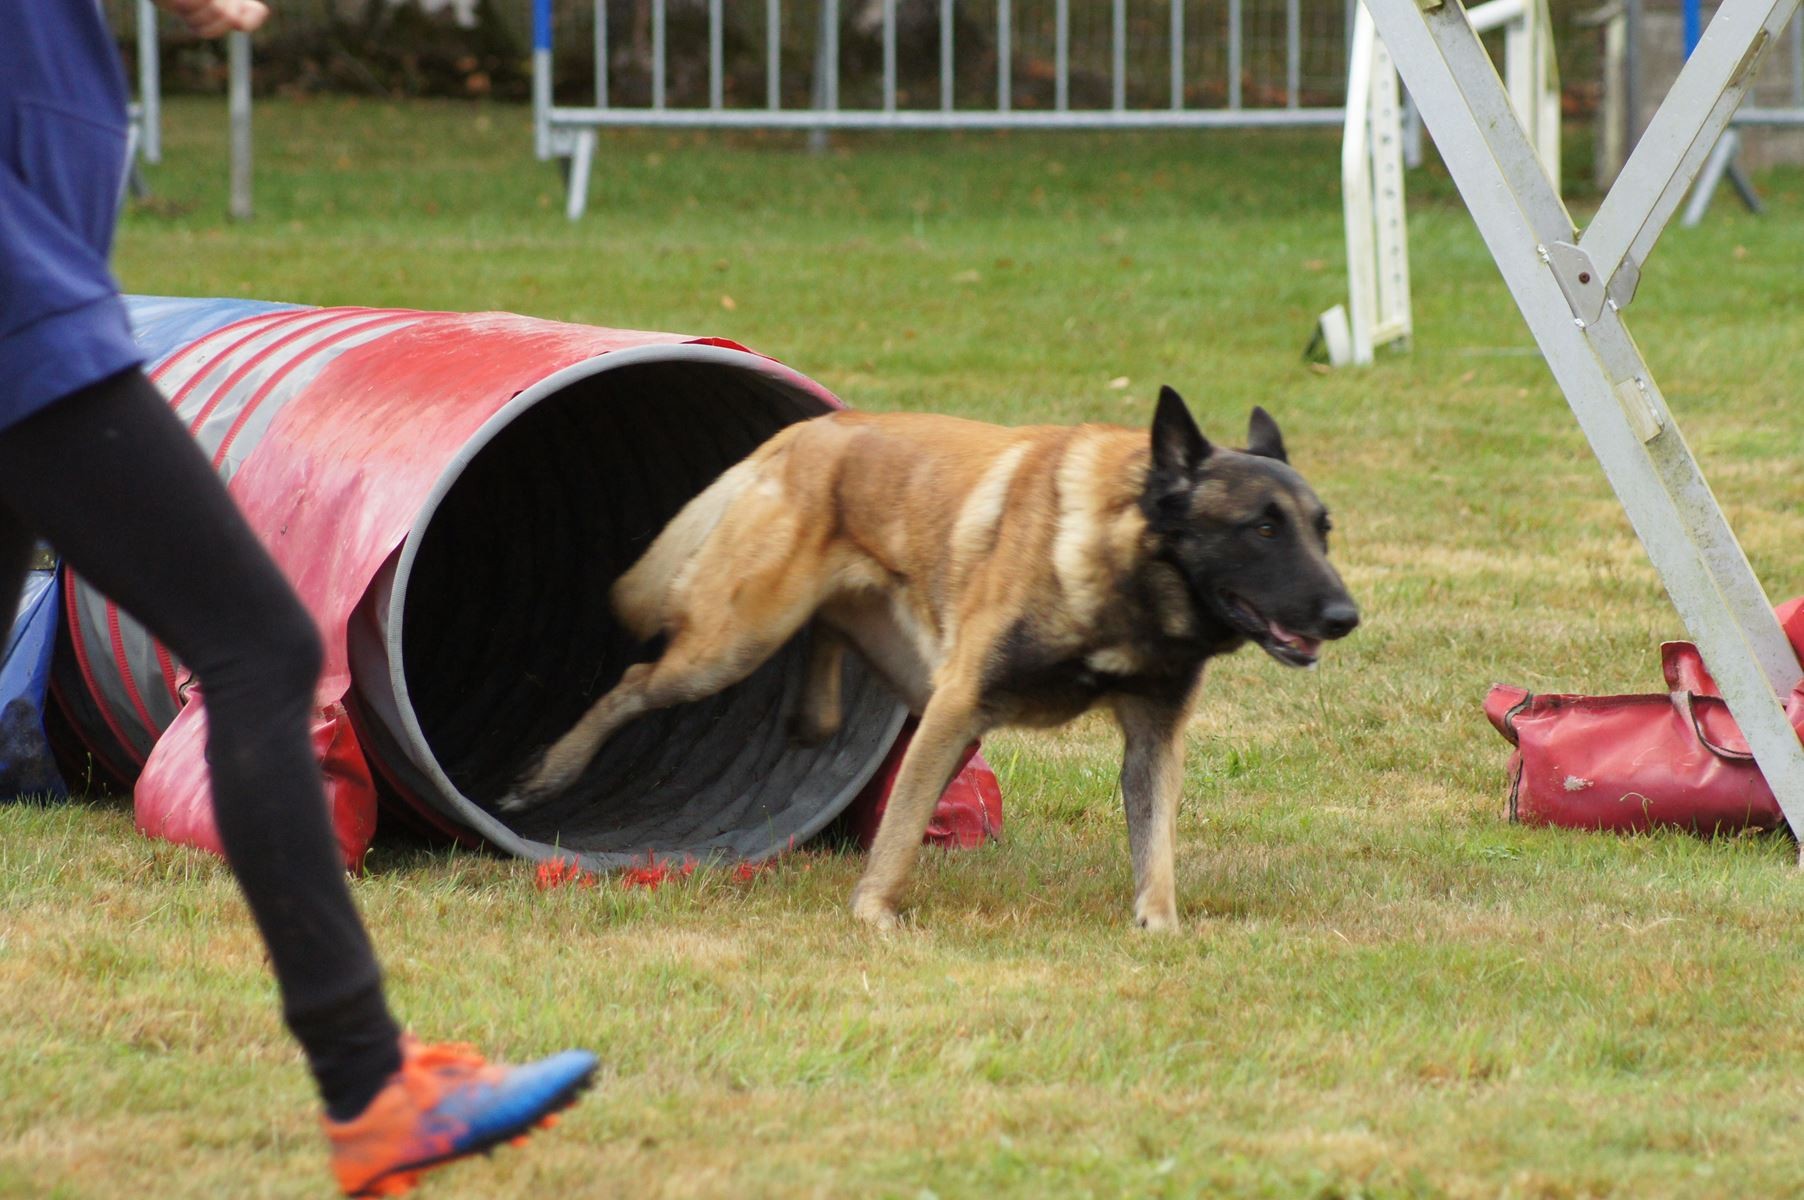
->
xmin=5 ymin=97 xmax=1804 ymax=1199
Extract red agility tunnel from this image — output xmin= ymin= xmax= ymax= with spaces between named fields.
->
xmin=53 ymin=297 xmax=1000 ymax=869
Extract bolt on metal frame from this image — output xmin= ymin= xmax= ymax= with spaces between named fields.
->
xmin=533 ymin=0 xmax=1352 ymax=220
xmin=1363 ymin=0 xmax=1804 ymax=849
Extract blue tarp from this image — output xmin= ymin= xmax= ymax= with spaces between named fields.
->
xmin=0 ymin=568 xmax=67 ymax=799
xmin=124 ymin=295 xmax=300 ymax=364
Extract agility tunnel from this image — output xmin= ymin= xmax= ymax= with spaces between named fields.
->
xmin=42 ymin=296 xmax=1002 ymax=869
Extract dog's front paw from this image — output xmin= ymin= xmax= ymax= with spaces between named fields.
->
xmin=850 ymin=887 xmax=903 ymax=931
xmin=1133 ymin=904 xmax=1180 ymax=933
xmin=495 ymin=750 xmax=558 ymax=814
xmin=494 ymin=788 xmax=544 ymax=814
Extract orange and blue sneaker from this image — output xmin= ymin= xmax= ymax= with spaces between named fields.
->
xmin=323 ymin=1036 xmax=598 ymax=1198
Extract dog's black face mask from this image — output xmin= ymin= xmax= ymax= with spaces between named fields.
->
xmin=1140 ymin=387 xmax=1359 ymax=668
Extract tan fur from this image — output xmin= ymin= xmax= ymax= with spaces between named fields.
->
xmin=509 ymin=407 xmax=1332 ymax=930
xmin=612 ymin=457 xmax=761 ymax=640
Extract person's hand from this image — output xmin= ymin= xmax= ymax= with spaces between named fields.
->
xmin=154 ymin=0 xmax=269 ymax=37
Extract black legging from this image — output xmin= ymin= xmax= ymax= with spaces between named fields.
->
xmin=0 ymin=367 xmax=401 ymax=1118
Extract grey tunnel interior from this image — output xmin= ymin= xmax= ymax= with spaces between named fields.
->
xmin=359 ymin=356 xmax=907 ymax=867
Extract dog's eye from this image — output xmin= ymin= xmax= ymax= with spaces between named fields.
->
xmin=1255 ymin=521 xmax=1279 ymax=539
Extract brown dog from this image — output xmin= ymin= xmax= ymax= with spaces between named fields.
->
xmin=501 ymin=388 xmax=1358 ymax=930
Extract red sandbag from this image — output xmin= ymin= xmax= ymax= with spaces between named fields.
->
xmin=841 ymin=718 xmax=1004 ymax=850
xmin=1485 ymin=598 xmax=1804 ymax=835
xmin=135 ymin=693 xmax=378 ymax=868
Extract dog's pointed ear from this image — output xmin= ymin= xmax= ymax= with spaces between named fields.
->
xmin=1151 ymin=386 xmax=1212 ymax=475
xmin=1246 ymin=406 xmax=1288 ymax=463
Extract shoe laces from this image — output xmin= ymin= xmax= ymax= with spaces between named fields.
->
xmin=398 ymin=1039 xmax=499 ymax=1107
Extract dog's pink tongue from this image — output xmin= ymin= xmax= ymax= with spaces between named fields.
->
xmin=1268 ymin=619 xmax=1323 ymax=657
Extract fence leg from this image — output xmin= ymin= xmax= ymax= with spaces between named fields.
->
xmin=124 ymin=121 xmax=150 ymax=201
xmin=1364 ymin=0 xmax=1804 ymax=854
xmin=228 ymin=30 xmax=253 ymax=222
xmin=1682 ymin=129 xmax=1766 ymax=225
xmin=564 ymin=129 xmax=597 ymax=221
xmin=809 ymin=0 xmax=837 ymax=155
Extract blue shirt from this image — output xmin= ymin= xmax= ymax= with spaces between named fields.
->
xmin=0 ymin=0 xmax=147 ymax=428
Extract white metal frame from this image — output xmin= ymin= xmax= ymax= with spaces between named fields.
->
xmin=535 ymin=0 xmax=1352 ymax=221
xmin=1319 ymin=0 xmax=1559 ymax=367
xmin=1364 ymin=0 xmax=1804 ymax=848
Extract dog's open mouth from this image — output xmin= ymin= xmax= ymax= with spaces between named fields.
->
xmin=1221 ymin=593 xmax=1323 ymax=668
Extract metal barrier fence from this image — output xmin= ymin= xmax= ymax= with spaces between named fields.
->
xmin=534 ymin=0 xmax=1365 ymax=218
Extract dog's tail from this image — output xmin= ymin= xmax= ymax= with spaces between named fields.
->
xmin=611 ymin=458 xmax=760 ymax=639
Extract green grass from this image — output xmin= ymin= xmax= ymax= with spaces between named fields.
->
xmin=5 ymin=97 xmax=1804 ymax=1198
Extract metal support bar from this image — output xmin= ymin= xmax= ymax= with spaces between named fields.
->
xmin=710 ymin=0 xmax=724 ymax=110
xmin=596 ymin=0 xmax=610 ymax=107
xmin=533 ymin=0 xmax=553 ymax=159
xmin=940 ymin=0 xmax=954 ymax=111
xmin=810 ymin=0 xmax=839 ymax=151
xmin=1287 ymin=0 xmax=1302 ymax=108
xmin=227 ymin=31 xmax=252 ymax=221
xmin=1229 ymin=0 xmax=1244 ymax=110
xmin=138 ymin=0 xmax=162 ymax=163
xmin=883 ymin=0 xmax=897 ymax=113
xmin=999 ymin=0 xmax=1012 ymax=112
xmin=769 ymin=0 xmax=781 ymax=110
xmin=565 ymin=128 xmax=597 ymax=220
xmin=1113 ymin=0 xmax=1127 ymax=112
xmin=1738 ymin=106 xmax=1804 ymax=122
xmin=653 ymin=0 xmax=667 ymax=109
xmin=547 ymin=104 xmax=1344 ymax=130
xmin=1795 ymin=7 xmax=1804 ymax=102
xmin=1058 ymin=0 xmax=1071 ymax=111
xmin=1173 ymin=0 xmax=1186 ymax=110
xmin=1362 ymin=0 xmax=1804 ymax=845
xmin=1795 ymin=7 xmax=1804 ymax=103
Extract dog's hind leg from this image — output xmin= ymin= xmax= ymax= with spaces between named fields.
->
xmin=1113 ymin=695 xmax=1189 ymax=932
xmin=849 ymin=681 xmax=986 ymax=930
xmin=787 ymin=627 xmax=845 ymax=747
xmin=501 ymin=553 xmax=826 ymax=812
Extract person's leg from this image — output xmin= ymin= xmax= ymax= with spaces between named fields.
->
xmin=0 ymin=367 xmax=596 ymax=1195
xmin=0 ymin=511 xmax=35 ymax=651
xmin=0 ymin=367 xmax=402 ymax=1116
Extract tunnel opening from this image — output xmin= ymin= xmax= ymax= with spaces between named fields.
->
xmin=352 ymin=349 xmax=907 ymax=866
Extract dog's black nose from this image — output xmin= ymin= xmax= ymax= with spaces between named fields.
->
xmin=1319 ymin=601 xmax=1360 ymax=639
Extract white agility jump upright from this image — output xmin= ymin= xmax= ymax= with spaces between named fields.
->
xmin=1363 ymin=0 xmax=1804 ymax=849
xmin=1320 ymin=0 xmax=1559 ymax=367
